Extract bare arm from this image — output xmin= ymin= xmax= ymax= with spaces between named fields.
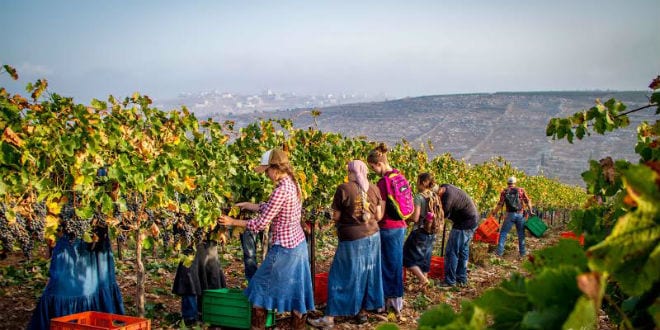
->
xmin=409 ymin=203 xmax=422 ymax=223
xmin=236 ymin=202 xmax=260 ymax=212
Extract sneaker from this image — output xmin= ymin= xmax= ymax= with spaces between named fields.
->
xmin=457 ymin=282 xmax=468 ymax=288
xmin=308 ymin=316 xmax=334 ymax=329
xmin=438 ymin=281 xmax=455 ymax=288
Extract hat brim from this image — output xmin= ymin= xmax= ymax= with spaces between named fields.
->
xmin=254 ymin=165 xmax=269 ymax=173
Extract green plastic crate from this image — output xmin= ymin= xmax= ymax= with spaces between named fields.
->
xmin=525 ymin=216 xmax=548 ymax=237
xmin=202 ymin=288 xmax=274 ymax=329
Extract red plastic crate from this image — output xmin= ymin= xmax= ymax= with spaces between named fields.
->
xmin=474 ymin=231 xmax=499 ymax=245
xmin=428 ymin=256 xmax=444 ymax=280
xmin=50 ymin=311 xmax=150 ymax=330
xmin=560 ymin=231 xmax=584 ymax=246
xmin=476 ymin=216 xmax=500 ymax=238
xmin=314 ymin=272 xmax=328 ymax=304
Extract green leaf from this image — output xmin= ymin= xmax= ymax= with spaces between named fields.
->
xmin=417 ymin=301 xmax=486 ymax=330
xmin=562 ymin=297 xmax=597 ymax=330
xmin=524 ymin=239 xmax=588 ymax=274
xmin=509 ymin=266 xmax=584 ymax=330
xmin=475 ymin=274 xmax=530 ymax=329
xmin=375 ymin=323 xmax=400 ymax=330
xmin=75 ymin=205 xmax=94 ymax=219
xmin=142 ymin=236 xmax=153 ymax=250
xmin=587 ymin=164 xmax=660 ymax=296
xmin=101 ymin=194 xmax=114 ymax=214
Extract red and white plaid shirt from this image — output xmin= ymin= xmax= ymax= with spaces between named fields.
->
xmin=246 ymin=176 xmax=305 ymax=248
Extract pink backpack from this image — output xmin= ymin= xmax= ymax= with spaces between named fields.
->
xmin=384 ymin=171 xmax=415 ymax=220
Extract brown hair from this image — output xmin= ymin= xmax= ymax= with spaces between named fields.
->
xmin=417 ymin=172 xmax=435 ymax=191
xmin=269 ymin=163 xmax=302 ymax=199
xmin=367 ymin=142 xmax=389 ymax=164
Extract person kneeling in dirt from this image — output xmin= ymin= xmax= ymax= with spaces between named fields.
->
xmin=172 ymin=234 xmax=227 ymax=326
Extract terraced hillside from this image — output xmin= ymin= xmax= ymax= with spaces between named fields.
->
xmin=217 ymin=91 xmax=652 ymax=186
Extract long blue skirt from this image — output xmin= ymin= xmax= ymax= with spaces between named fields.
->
xmin=244 ymin=241 xmax=315 ymax=314
xmin=27 ymin=237 xmax=125 ymax=330
xmin=326 ymin=233 xmax=384 ymax=316
xmin=380 ymin=228 xmax=405 ymax=298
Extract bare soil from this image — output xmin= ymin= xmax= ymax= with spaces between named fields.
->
xmin=0 ymin=223 xmax=611 ymax=330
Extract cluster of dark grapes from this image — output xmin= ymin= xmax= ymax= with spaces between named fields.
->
xmin=13 ymin=214 xmax=33 ymax=258
xmin=0 ymin=204 xmax=39 ymax=259
xmin=60 ymin=203 xmax=92 ymax=240
xmin=0 ymin=204 xmax=16 ymax=254
xmin=172 ymin=216 xmax=195 ymax=247
xmin=28 ymin=203 xmax=46 ymax=240
xmin=159 ymin=211 xmax=175 ymax=247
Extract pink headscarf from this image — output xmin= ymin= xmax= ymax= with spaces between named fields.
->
xmin=348 ymin=160 xmax=370 ymax=192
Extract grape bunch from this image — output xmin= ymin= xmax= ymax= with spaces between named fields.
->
xmin=0 ymin=204 xmax=16 ymax=254
xmin=14 ymin=214 xmax=33 ymax=258
xmin=60 ymin=203 xmax=92 ymax=240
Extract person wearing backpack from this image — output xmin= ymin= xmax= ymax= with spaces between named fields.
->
xmin=403 ymin=173 xmax=444 ymax=289
xmin=367 ymin=143 xmax=414 ymax=318
xmin=436 ymin=184 xmax=479 ymax=288
xmin=491 ymin=176 xmax=534 ymax=258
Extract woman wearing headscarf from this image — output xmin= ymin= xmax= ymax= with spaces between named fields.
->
xmin=219 ymin=149 xmax=314 ymax=330
xmin=308 ymin=160 xmax=384 ymax=328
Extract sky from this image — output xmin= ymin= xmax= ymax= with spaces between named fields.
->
xmin=1 ymin=0 xmax=659 ymax=103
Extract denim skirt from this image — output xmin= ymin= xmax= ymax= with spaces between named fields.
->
xmin=403 ymin=229 xmax=435 ymax=272
xmin=326 ymin=232 xmax=384 ymax=316
xmin=245 ymin=240 xmax=315 ymax=314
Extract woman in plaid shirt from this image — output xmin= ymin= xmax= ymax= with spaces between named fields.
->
xmin=219 ymin=149 xmax=314 ymax=330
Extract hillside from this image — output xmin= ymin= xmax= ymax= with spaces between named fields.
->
xmin=215 ymin=91 xmax=652 ymax=186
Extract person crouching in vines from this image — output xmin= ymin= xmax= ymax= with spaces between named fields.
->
xmin=171 ymin=221 xmax=227 ymax=326
xmin=219 ymin=148 xmax=314 ymax=330
xmin=28 ymin=171 xmax=125 ymax=329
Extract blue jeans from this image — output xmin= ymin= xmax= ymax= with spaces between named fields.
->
xmin=181 ymin=295 xmax=198 ymax=321
xmin=444 ymin=228 xmax=474 ymax=285
xmin=380 ymin=228 xmax=405 ymax=298
xmin=497 ymin=212 xmax=526 ymax=256
xmin=240 ymin=230 xmax=260 ymax=280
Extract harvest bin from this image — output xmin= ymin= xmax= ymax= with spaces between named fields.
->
xmin=314 ymin=272 xmax=329 ymax=304
xmin=476 ymin=216 xmax=499 ymax=238
xmin=203 ymin=288 xmax=274 ymax=329
xmin=50 ymin=311 xmax=150 ymax=330
xmin=428 ymin=256 xmax=445 ymax=280
xmin=525 ymin=216 xmax=548 ymax=237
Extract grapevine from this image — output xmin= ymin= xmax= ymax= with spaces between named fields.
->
xmin=0 ymin=63 xmax=591 ymax=318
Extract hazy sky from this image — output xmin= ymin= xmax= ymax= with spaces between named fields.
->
xmin=1 ymin=0 xmax=659 ymax=103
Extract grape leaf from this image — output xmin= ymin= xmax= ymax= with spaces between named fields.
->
xmin=418 ymin=301 xmax=486 ymax=330
xmin=474 ymin=274 xmax=530 ymax=330
xmin=524 ymin=239 xmax=588 ymax=275
xmin=587 ymin=164 xmax=660 ymax=296
xmin=562 ymin=296 xmax=598 ymax=330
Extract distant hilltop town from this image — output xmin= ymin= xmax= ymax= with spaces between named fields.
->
xmin=155 ymin=89 xmax=389 ymax=118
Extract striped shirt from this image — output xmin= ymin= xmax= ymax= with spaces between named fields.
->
xmin=246 ymin=176 xmax=305 ymax=248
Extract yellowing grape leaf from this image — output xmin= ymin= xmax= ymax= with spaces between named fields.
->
xmin=47 ymin=201 xmax=62 ymax=215
xmin=2 ymin=127 xmax=23 ymax=147
xmin=184 ymin=176 xmax=196 ymax=190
